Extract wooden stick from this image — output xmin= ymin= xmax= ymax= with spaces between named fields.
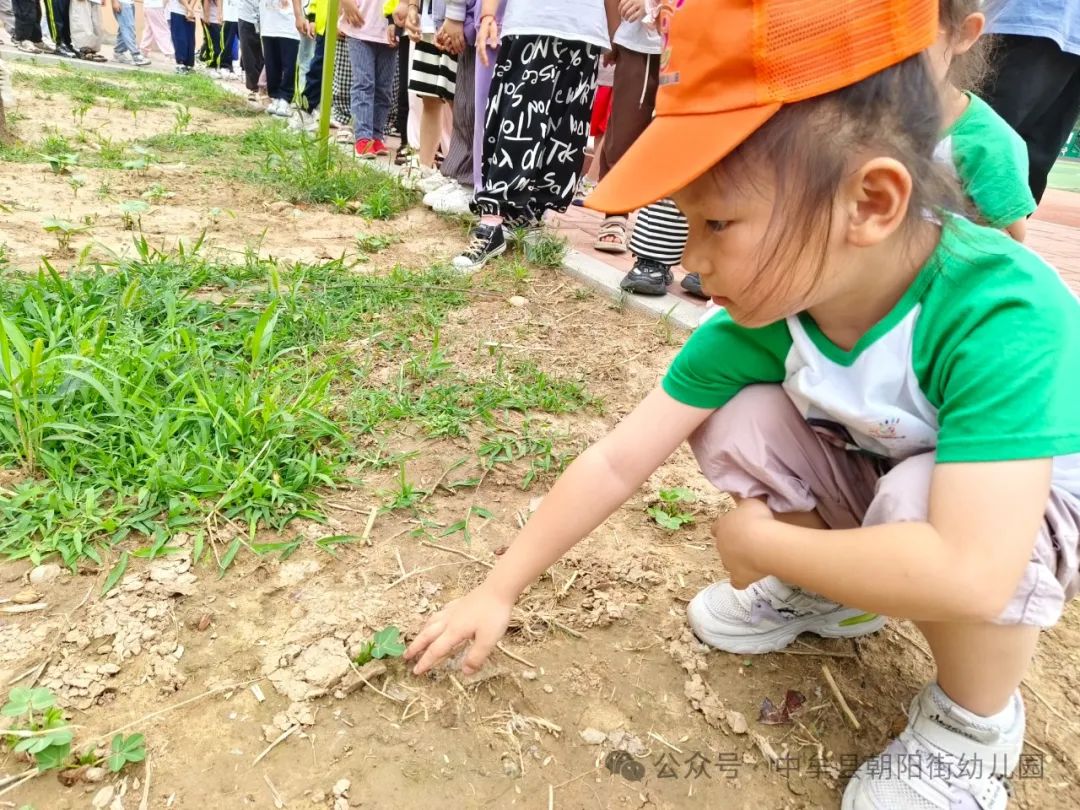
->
xmin=891 ymin=625 xmax=933 ymax=660
xmin=548 ymin=618 xmax=584 ymax=639
xmin=420 ymin=540 xmax=494 ymax=569
xmin=138 ymin=754 xmax=152 ymax=810
xmin=548 ymin=784 xmax=554 ymax=810
xmin=1021 ymin=681 xmax=1070 ymax=724
xmin=263 ymin=774 xmax=285 ymax=808
xmin=81 ymin=678 xmax=259 ymax=751
xmin=360 ymin=507 xmax=377 ymax=546
xmin=780 ymin=648 xmax=857 ymax=659
xmin=496 ymin=643 xmax=536 ymax=669
xmin=0 ymin=770 xmax=36 ymax=798
xmin=384 ymin=561 xmax=468 ymax=590
xmin=0 ymin=603 xmax=48 ymax=614
xmin=349 ymin=663 xmax=405 ymax=703
xmin=253 ymin=725 xmax=298 ymax=767
xmin=648 ymin=731 xmax=683 ymax=754
xmin=0 ymin=769 xmax=35 ymax=792
xmin=821 ymin=664 xmax=860 ymax=730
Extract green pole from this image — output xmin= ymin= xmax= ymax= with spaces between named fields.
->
xmin=317 ymin=0 xmax=342 ymax=158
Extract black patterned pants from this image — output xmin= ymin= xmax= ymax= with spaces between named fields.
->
xmin=474 ymin=35 xmax=600 ymax=222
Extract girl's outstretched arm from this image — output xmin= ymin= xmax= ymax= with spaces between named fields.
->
xmin=405 ymin=387 xmax=715 ymax=675
xmin=721 ymin=458 xmax=1052 ymax=622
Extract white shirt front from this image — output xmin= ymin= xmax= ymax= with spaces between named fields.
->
xmin=502 ymin=0 xmax=610 ymax=50
xmin=259 ymin=0 xmax=300 ymax=39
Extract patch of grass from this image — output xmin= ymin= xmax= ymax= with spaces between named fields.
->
xmin=244 ymin=126 xmax=416 ymax=212
xmin=646 ymin=487 xmax=697 ymax=531
xmin=140 ymin=131 xmax=238 ymax=162
xmin=13 ymin=65 xmax=253 ymax=117
xmin=523 ymin=230 xmax=569 ymax=268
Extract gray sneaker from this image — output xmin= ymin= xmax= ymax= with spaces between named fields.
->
xmin=687 ymin=576 xmax=885 ymax=655
xmin=842 ymin=684 xmax=1023 ymax=810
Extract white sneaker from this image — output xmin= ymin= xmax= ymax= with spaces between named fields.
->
xmin=423 ymin=180 xmax=458 ymax=208
xmin=687 ymin=576 xmax=886 ymax=655
xmin=433 ymin=185 xmax=474 ymax=216
xmin=288 ymin=109 xmax=316 ymax=132
xmin=114 ymin=51 xmax=134 ymax=64
xmin=132 ymin=53 xmax=151 ymax=67
xmin=417 ymin=169 xmax=452 ymax=195
xmin=206 ymin=68 xmax=221 ymax=80
xmin=843 ymin=684 xmax=1023 ymax=810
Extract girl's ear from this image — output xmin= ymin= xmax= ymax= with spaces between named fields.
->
xmin=953 ymin=12 xmax=986 ymax=56
xmin=842 ymin=157 xmax=912 ymax=248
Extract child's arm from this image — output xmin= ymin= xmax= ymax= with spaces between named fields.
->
xmin=716 ymin=458 xmax=1051 ymax=622
xmin=1005 ymin=218 xmax=1027 ymax=242
xmin=184 ymin=0 xmax=199 ymax=19
xmin=605 ymin=0 xmax=622 ymax=40
xmin=476 ymin=0 xmax=500 ymax=66
xmin=405 ymin=387 xmax=714 ymax=675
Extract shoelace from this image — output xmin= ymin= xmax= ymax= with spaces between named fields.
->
xmin=464 ymin=228 xmax=496 ymax=258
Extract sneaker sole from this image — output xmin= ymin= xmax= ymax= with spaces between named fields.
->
xmin=687 ymin=595 xmax=887 ymax=655
xmin=452 ymin=241 xmax=507 ymax=272
xmin=620 ymin=281 xmax=670 ymax=296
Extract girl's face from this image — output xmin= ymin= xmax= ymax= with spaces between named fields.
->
xmin=672 ymin=164 xmax=847 ymax=328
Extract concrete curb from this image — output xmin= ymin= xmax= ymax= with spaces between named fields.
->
xmin=560 ymin=248 xmax=700 ymax=331
xmin=0 ymin=46 xmax=151 ymax=76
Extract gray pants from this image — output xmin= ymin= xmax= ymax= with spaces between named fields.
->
xmin=691 ymin=385 xmax=1080 ymax=628
xmin=441 ymin=43 xmax=475 ymax=187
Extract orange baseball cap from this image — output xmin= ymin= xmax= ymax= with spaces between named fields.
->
xmin=586 ymin=0 xmax=939 ymax=214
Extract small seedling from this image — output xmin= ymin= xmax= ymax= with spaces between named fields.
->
xmin=106 ymin=733 xmax=146 ymax=772
xmin=72 ymin=99 xmax=93 ymax=126
xmin=2 ymin=687 xmax=74 ymax=772
xmin=352 ymin=626 xmax=406 ymax=666
xmin=386 ymin=463 xmax=423 ymax=511
xmin=357 ymin=187 xmax=395 ymax=220
xmin=173 ymin=105 xmax=193 ymax=134
xmin=68 ymin=175 xmax=87 ymax=198
xmin=119 ymin=200 xmax=150 ymax=231
xmin=647 ymin=487 xmax=697 ymax=531
xmin=142 ymin=183 xmax=174 ymax=204
xmin=355 ymin=233 xmax=394 ymax=254
xmin=42 ymin=218 xmax=91 ymax=253
xmin=122 ymin=146 xmax=156 ymax=174
xmin=40 ymin=151 xmax=79 ymax=175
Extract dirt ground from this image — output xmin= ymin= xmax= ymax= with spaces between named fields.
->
xmin=3 ymin=68 xmax=1080 ymax=810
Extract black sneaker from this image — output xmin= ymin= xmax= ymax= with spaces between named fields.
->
xmin=56 ymin=44 xmax=78 ymax=59
xmin=452 ymin=224 xmax=507 ymax=272
xmin=680 ymin=272 xmax=709 ymax=300
xmin=620 ymin=258 xmax=674 ymax=296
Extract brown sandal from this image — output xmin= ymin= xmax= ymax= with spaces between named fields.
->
xmin=593 ymin=216 xmax=628 ymax=254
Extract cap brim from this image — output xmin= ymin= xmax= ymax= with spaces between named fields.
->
xmin=585 ymin=104 xmax=783 ymax=214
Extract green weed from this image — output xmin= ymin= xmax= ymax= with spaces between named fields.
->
xmin=646 ymin=488 xmax=697 ymax=531
xmin=352 ymin=626 xmax=406 ymax=666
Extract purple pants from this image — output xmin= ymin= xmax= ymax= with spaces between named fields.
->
xmin=471 ymin=0 xmax=505 ymax=189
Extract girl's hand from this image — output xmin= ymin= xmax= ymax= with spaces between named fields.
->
xmin=435 ymin=19 xmax=465 ymax=55
xmin=386 ymin=24 xmax=399 ymax=47
xmin=404 ymin=584 xmax=514 ymax=676
xmin=392 ymin=0 xmax=408 ymax=27
xmin=341 ymin=0 xmax=364 ymax=28
xmin=476 ymin=15 xmax=499 ymax=68
xmin=711 ymin=498 xmax=774 ymax=589
xmin=404 ymin=5 xmax=421 ymax=41
xmin=618 ymin=0 xmax=646 ymax=22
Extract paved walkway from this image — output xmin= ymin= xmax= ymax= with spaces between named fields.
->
xmin=551 ymin=187 xmax=1080 ymax=322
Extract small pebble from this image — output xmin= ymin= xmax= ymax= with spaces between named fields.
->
xmin=92 ymin=785 xmax=114 ymax=808
xmin=521 ymin=670 xmax=537 ymax=681
xmin=542 ymin=685 xmax=554 ymax=694
xmin=508 ymin=295 xmax=528 ymax=307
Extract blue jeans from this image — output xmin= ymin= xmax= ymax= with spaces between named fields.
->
xmin=348 ymin=37 xmax=395 ymax=141
xmin=114 ymin=3 xmax=139 ymax=56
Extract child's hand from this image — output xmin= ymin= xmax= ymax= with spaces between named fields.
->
xmin=294 ymin=15 xmax=314 ymax=37
xmin=404 ymin=584 xmax=514 ymax=676
xmin=711 ymin=498 xmax=774 ymax=589
xmin=619 ymin=0 xmax=646 ymax=22
xmin=341 ymin=0 xmax=364 ymax=28
xmin=476 ymin=15 xmax=499 ymax=68
xmin=111 ymin=0 xmax=120 ymax=13
xmin=392 ymin=0 xmax=408 ymax=27
xmin=435 ymin=19 xmax=465 ymax=55
xmin=386 ymin=25 xmax=399 ymax=47
xmin=404 ymin=5 xmax=421 ymax=41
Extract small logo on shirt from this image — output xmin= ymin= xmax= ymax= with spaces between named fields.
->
xmin=868 ymin=417 xmax=906 ymax=440
xmin=657 ymin=0 xmax=687 ymax=84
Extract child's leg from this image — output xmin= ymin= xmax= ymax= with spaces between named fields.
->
xmin=527 ymin=38 xmax=600 ymax=220
xmin=168 ymin=12 xmax=189 ymax=66
xmin=371 ymin=42 xmax=397 ymax=142
xmin=300 ymin=32 xmax=324 ymax=112
xmin=332 ymin=36 xmax=352 ymax=125
xmin=220 ymin=21 xmax=237 ymax=72
xmin=347 ymin=37 xmax=375 ymax=141
xmin=417 ymin=97 xmax=443 ymax=168
xmin=473 ymin=36 xmax=554 ymax=225
xmin=262 ymin=36 xmax=281 ymax=100
xmin=279 ymin=37 xmax=299 ymax=105
xmin=202 ymin=22 xmax=219 ymax=67
xmin=238 ymin=20 xmax=262 ymax=91
xmin=440 ymin=42 xmax=475 ymax=186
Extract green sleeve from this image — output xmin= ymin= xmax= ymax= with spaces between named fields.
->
xmin=662 ymin=311 xmax=791 ymax=409
xmin=916 ymin=228 xmax=1080 ymax=462
xmin=951 ymin=102 xmax=1037 ymax=229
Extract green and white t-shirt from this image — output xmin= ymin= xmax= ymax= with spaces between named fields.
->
xmin=663 ymin=217 xmax=1080 ymax=497
xmin=934 ymin=93 xmax=1037 ymax=229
